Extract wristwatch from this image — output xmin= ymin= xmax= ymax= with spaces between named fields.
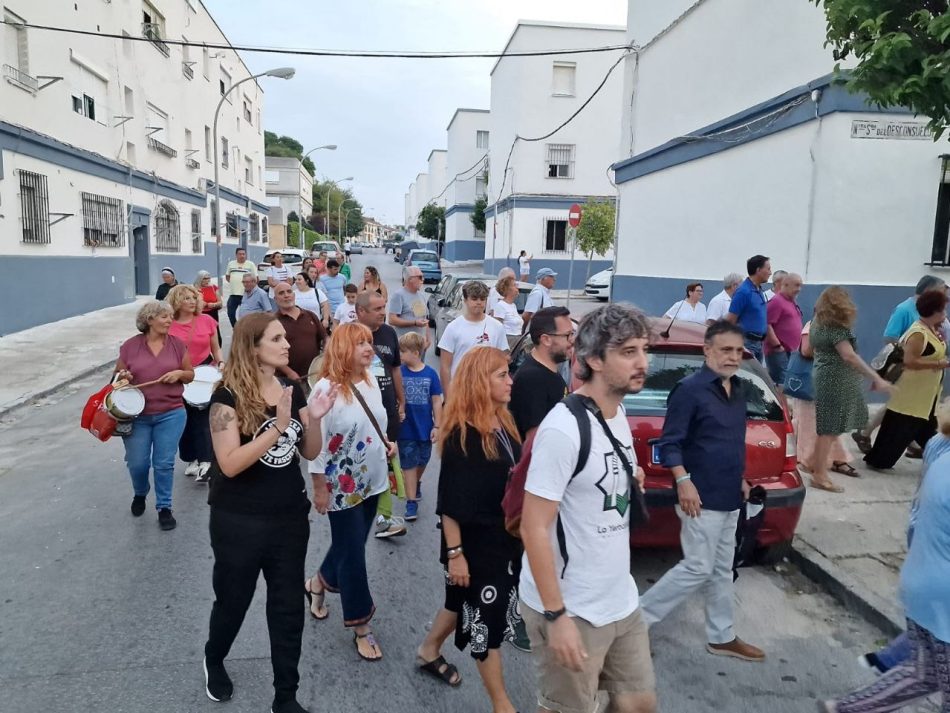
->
xmin=543 ymin=606 xmax=567 ymax=622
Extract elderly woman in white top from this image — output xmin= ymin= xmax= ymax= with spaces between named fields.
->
xmin=490 ymin=275 xmax=524 ymax=349
xmin=664 ymin=282 xmax=707 ymax=325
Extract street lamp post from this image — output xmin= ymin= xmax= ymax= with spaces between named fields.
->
xmin=338 ymin=200 xmax=358 ymax=244
xmin=214 ymin=66 xmax=295 ymax=287
xmin=296 ymin=145 xmax=337 ymax=250
xmin=325 ymin=176 xmax=353 ymax=245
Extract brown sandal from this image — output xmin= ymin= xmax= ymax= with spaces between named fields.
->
xmin=810 ymin=477 xmax=844 ymax=493
xmin=304 ymin=576 xmax=329 ymax=620
xmin=354 ymin=631 xmax=383 ymax=662
xmin=830 ymin=461 xmax=859 ymax=477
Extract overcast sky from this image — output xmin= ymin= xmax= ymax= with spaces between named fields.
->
xmin=203 ymin=0 xmax=626 ymax=226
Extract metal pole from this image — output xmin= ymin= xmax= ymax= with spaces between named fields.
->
xmin=566 ymin=226 xmax=576 ymax=310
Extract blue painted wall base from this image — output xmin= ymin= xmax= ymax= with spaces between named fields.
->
xmin=444 ymin=240 xmax=486 ymax=262
xmin=484 ymin=257 xmax=613 ymax=289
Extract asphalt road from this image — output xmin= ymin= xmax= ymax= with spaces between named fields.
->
xmin=0 ymin=250 xmax=905 ymax=712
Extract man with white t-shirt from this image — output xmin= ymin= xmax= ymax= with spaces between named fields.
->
xmin=522 ymin=268 xmax=556 ymax=328
xmin=706 ymin=272 xmax=743 ymax=325
xmin=437 ymin=280 xmax=508 ymax=399
xmin=520 ymin=304 xmax=656 ymax=713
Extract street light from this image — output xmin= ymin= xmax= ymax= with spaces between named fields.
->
xmin=213 ymin=66 xmax=295 ymax=287
xmin=296 ymin=145 xmax=337 ymax=249
xmin=325 ymin=176 xmax=353 ymax=245
xmin=338 ymin=200 xmax=358 ymax=244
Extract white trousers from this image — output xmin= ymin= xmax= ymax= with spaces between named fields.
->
xmin=639 ymin=507 xmax=740 ymax=645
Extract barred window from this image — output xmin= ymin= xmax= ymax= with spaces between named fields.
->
xmin=19 ymin=170 xmax=50 ymax=244
xmin=249 ymin=213 xmax=260 ymax=242
xmin=544 ymin=218 xmax=567 ymax=252
xmin=545 ymin=143 xmax=575 ymax=179
xmin=226 ymin=212 xmax=239 ymax=239
xmin=82 ymin=192 xmax=124 ymax=247
xmin=155 ymin=200 xmax=180 ymax=252
xmin=191 ymin=209 xmax=201 ymax=253
xmin=261 ymin=216 xmax=268 ymax=238
xmin=209 ymin=199 xmax=217 ymax=236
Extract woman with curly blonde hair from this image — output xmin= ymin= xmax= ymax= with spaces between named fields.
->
xmin=203 ymin=312 xmax=336 ymax=712
xmin=415 ymin=347 xmax=522 ymax=710
xmin=305 ymin=322 xmax=396 ymax=662
xmin=809 ymin=287 xmax=892 ymax=492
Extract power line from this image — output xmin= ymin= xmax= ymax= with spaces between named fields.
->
xmin=0 ymin=20 xmax=632 ymax=59
xmin=427 ymin=153 xmax=489 ymax=204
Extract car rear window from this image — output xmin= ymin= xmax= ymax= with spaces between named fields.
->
xmin=413 ymin=251 xmax=438 ymax=262
xmin=623 ymin=351 xmax=784 ymax=421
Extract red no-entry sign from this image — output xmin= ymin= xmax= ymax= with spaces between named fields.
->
xmin=568 ymin=203 xmax=582 ymax=228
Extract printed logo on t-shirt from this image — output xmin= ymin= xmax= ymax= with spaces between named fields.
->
xmin=595 ymin=449 xmax=633 ymax=517
xmin=253 ymin=417 xmax=303 ymax=467
xmin=475 ymin=329 xmax=491 ymax=345
xmin=370 ymin=353 xmax=386 ymax=379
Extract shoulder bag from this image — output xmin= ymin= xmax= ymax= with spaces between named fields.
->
xmin=349 ymin=382 xmax=405 ymax=499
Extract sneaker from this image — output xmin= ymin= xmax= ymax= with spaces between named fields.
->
xmin=185 ymin=461 xmax=200 ymax=477
xmin=203 ymin=657 xmax=233 ymax=702
xmin=405 ymin=500 xmax=419 ymax=522
xmin=199 ymin=462 xmax=212 ymax=476
xmin=508 ymin=619 xmax=532 ymax=652
xmin=706 ymin=637 xmax=765 ymax=662
xmin=195 ymin=463 xmax=211 ymax=484
xmin=374 ymin=515 xmax=407 ymax=539
xmin=130 ymin=495 xmax=146 ymax=517
xmin=158 ymin=508 xmax=177 ymax=531
xmin=271 ymin=700 xmax=309 ymax=713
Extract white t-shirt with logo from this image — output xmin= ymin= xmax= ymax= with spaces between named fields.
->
xmin=334 ymin=302 xmax=357 ymax=324
xmin=437 ymin=315 xmax=509 ymax=376
xmin=520 ymin=401 xmax=640 ymax=627
xmin=491 ymin=300 xmax=522 ymax=335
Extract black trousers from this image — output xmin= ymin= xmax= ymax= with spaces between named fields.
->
xmin=179 ymin=402 xmax=212 ymax=462
xmin=865 ymin=408 xmax=937 ymax=469
xmin=226 ymin=295 xmax=243 ymax=327
xmin=205 ymin=507 xmax=310 ymax=705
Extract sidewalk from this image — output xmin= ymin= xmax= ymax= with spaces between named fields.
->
xmin=0 ymin=297 xmax=148 ymax=418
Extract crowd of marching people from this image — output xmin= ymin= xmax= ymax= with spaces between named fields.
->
xmin=102 ymin=247 xmax=950 ymax=712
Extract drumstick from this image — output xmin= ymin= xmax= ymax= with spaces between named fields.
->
xmin=117 ymin=377 xmax=165 ymax=390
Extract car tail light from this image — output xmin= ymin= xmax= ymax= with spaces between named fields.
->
xmin=783 ymin=413 xmax=797 ymax=473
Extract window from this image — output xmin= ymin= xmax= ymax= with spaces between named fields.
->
xmin=18 ymin=169 xmax=50 ymax=244
xmin=546 ymin=143 xmax=575 ymax=178
xmin=475 ymin=173 xmax=488 ymax=199
xmin=226 ymin=212 xmax=239 ymax=239
xmin=191 ymin=209 xmax=201 ymax=253
xmin=184 ymin=128 xmax=193 ymax=151
xmin=124 ymin=85 xmax=134 ymax=115
xmin=245 ymin=157 xmax=253 ymax=184
xmin=261 ymin=216 xmax=268 ymax=237
xmin=552 ymin=62 xmax=576 ymax=96
xmin=265 ymin=169 xmax=280 ymax=183
xmin=256 ymin=108 xmax=261 ymax=131
xmin=476 ymin=130 xmax=489 ymax=149
xmin=544 ymin=219 xmax=567 ymax=252
xmin=243 ymin=97 xmax=252 ymax=123
xmin=249 ymin=213 xmax=260 ymax=242
xmin=3 ymin=9 xmax=35 ymax=91
xmin=72 ymin=94 xmax=96 ymax=120
xmin=81 ymin=192 xmax=124 ymax=247
xmin=204 ymin=125 xmax=211 ymax=162
xmin=142 ymin=1 xmax=169 ymax=56
xmin=221 ymin=137 xmax=229 ymax=168
xmin=930 ymin=158 xmax=950 ymax=265
xmin=219 ymin=67 xmax=231 ymax=98
xmin=209 ymin=199 xmax=217 ymax=236
xmin=155 ymin=200 xmax=180 ymax=252
xmin=122 ymin=30 xmax=133 ymax=59
xmin=202 ymin=47 xmax=209 ymax=78
xmin=126 ymin=141 xmax=136 ymax=164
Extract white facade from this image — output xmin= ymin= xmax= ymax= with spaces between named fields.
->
xmin=0 ymin=0 xmax=270 ymax=334
xmin=427 ymin=149 xmax=448 ymax=209
xmin=264 ymin=157 xmax=313 ymax=227
xmin=444 ymin=108 xmax=490 ymax=262
xmin=613 ymin=0 xmax=945 ymax=356
xmin=485 ymin=21 xmax=625 ymax=286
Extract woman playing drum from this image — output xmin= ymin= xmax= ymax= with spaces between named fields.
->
xmin=113 ymin=300 xmax=194 ymax=530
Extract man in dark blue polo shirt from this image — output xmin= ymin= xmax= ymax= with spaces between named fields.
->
xmin=726 ymin=254 xmax=772 ymax=364
xmin=640 ymin=320 xmax=765 ymax=663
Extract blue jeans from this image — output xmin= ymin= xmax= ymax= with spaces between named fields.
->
xmin=226 ymin=295 xmax=242 ymax=327
xmin=744 ymin=337 xmax=764 ymax=364
xmin=876 ymin=631 xmax=912 ymax=671
xmin=319 ymin=494 xmax=379 ymax=627
xmin=765 ymin=350 xmax=790 ymax=386
xmin=122 ymin=408 xmax=186 ymax=510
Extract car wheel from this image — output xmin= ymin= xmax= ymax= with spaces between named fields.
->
xmin=755 ymin=540 xmax=792 ymax=565
xmin=597 ymin=296 xmax=609 ymax=302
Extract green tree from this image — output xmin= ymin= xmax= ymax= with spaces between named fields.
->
xmin=264 ymin=131 xmax=315 ymax=175
xmin=470 ymin=196 xmax=488 ymax=233
xmin=416 ymin=204 xmax=446 ymax=242
xmin=575 ymin=201 xmax=616 ymax=283
xmin=812 ymin=0 xmax=950 ymax=138
xmin=311 ymin=180 xmax=363 ymax=240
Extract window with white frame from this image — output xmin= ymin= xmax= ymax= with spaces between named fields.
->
xmin=81 ymin=192 xmax=124 ymax=247
xmin=191 ymin=209 xmax=201 ymax=253
xmin=226 ymin=212 xmax=239 ymax=239
xmin=249 ymin=213 xmax=260 ymax=242
xmin=245 ymin=157 xmax=253 ymax=184
xmin=552 ymin=62 xmax=576 ymax=96
xmin=221 ymin=136 xmax=229 ymax=168
xmin=202 ymin=47 xmax=209 ymax=78
xmin=546 ymin=143 xmax=575 ymax=179
xmin=3 ymin=8 xmax=32 ymax=86
xmin=544 ymin=218 xmax=568 ymax=252
xmin=475 ymin=173 xmax=488 ymax=199
xmin=261 ymin=216 xmax=268 ymax=238
xmin=18 ymin=169 xmax=50 ymax=244
xmin=476 ymin=130 xmax=489 ymax=149
xmin=204 ymin=125 xmax=211 ymax=162
xmin=243 ymin=97 xmax=252 ymax=123
xmin=155 ymin=200 xmax=180 ymax=252
xmin=72 ymin=94 xmax=96 ymax=121
xmin=219 ymin=66 xmax=231 ymax=98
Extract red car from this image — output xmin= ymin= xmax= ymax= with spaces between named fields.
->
xmin=508 ymin=317 xmax=805 ymax=562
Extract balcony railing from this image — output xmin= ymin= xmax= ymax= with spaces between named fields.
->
xmin=182 ymin=62 xmax=194 ymax=80
xmin=142 ymin=23 xmax=170 ymax=57
xmin=3 ymin=64 xmax=38 ymax=93
xmin=147 ymin=136 xmax=178 ymax=157
xmin=185 ymin=157 xmax=200 ymax=169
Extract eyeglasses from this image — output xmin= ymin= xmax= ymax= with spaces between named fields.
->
xmin=546 ymin=331 xmax=575 ymax=340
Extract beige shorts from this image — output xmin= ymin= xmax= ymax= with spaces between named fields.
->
xmin=522 ymin=605 xmax=656 ymax=713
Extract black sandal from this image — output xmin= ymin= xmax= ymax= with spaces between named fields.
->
xmin=830 ymin=461 xmax=860 ymax=477
xmin=304 ymin=577 xmax=329 ymax=620
xmin=417 ymin=655 xmax=462 ymax=687
xmin=354 ymin=631 xmax=382 ymax=662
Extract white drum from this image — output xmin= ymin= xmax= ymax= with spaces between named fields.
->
xmin=183 ymin=365 xmax=222 ymax=409
xmin=105 ymin=387 xmax=145 ymax=420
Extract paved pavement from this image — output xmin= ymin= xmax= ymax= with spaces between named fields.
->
xmin=0 ymin=250 xmax=929 ymax=711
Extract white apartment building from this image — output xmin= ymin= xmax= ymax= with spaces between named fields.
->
xmin=444 ymin=108 xmax=490 ymax=262
xmin=427 ymin=150 xmax=448 ymax=210
xmin=0 ymin=0 xmax=271 ymax=334
xmin=612 ymin=0 xmax=944 ymax=357
xmin=405 ymin=171 xmax=429 ymax=240
xmin=264 ymin=156 xmax=313 ymax=248
xmin=485 ymin=21 xmax=625 ymax=287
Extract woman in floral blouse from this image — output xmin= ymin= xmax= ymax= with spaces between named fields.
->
xmin=306 ymin=322 xmax=395 ymax=662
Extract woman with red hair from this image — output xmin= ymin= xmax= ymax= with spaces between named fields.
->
xmin=415 ymin=347 xmax=522 ymax=713
xmin=305 ymin=322 xmax=396 ymax=662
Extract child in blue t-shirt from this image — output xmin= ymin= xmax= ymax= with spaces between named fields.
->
xmin=397 ymin=332 xmax=443 ymax=522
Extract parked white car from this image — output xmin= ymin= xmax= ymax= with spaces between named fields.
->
xmin=584 ymin=267 xmax=613 ymax=301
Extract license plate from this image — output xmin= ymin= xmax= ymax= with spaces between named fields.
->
xmin=651 ymin=444 xmax=661 ymax=465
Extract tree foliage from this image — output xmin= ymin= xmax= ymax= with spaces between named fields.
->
xmin=575 ymin=201 xmax=616 ymax=283
xmin=264 ymin=131 xmax=316 ymax=175
xmin=311 ymin=180 xmax=364 ymax=239
xmin=470 ymin=196 xmax=488 ymax=233
xmin=416 ymin=204 xmax=446 ymax=242
xmin=813 ymin=0 xmax=950 ymax=139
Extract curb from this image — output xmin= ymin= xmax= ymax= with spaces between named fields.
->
xmin=790 ymin=537 xmax=903 ymax=637
xmin=0 ymin=359 xmax=114 ymax=421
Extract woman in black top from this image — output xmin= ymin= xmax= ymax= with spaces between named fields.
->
xmin=203 ymin=312 xmax=337 ymax=713
xmin=416 ymin=347 xmax=522 ymax=713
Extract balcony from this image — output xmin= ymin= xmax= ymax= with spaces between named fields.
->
xmin=147 ymin=136 xmax=178 ymax=158
xmin=3 ymin=64 xmax=38 ymax=93
xmin=142 ymin=23 xmax=170 ymax=57
xmin=185 ymin=157 xmax=200 ymax=169
xmin=182 ymin=62 xmax=194 ymax=80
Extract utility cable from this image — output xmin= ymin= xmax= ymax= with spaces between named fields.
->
xmin=426 ymin=153 xmax=489 ymax=204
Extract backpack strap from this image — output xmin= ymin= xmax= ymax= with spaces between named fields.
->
xmin=555 ymin=394 xmax=593 ymax=577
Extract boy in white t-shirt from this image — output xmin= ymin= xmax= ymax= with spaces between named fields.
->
xmin=520 ymin=304 xmax=657 ymax=713
xmin=332 ymin=283 xmax=358 ymax=329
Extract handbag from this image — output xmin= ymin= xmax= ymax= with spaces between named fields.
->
xmin=783 ymin=350 xmax=814 ymax=401
xmin=349 ymin=383 xmax=406 ymax=499
xmin=871 ymin=342 xmax=905 ymax=384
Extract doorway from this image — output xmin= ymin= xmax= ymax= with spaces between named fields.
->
xmin=133 ymin=225 xmax=150 ymax=295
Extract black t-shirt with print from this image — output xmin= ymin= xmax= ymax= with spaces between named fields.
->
xmin=371 ymin=324 xmax=402 ymax=440
xmin=207 ymin=381 xmax=310 ymax=516
xmin=510 ymin=354 xmax=569 ymax=439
